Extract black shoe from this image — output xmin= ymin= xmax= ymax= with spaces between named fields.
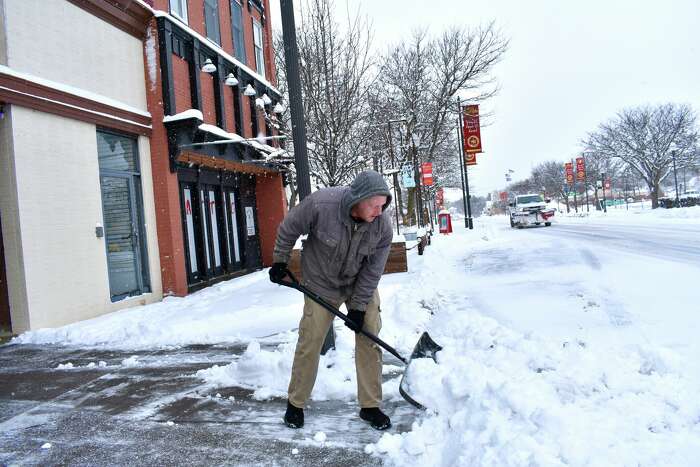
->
xmin=359 ymin=407 xmax=391 ymax=430
xmin=284 ymin=401 xmax=304 ymax=428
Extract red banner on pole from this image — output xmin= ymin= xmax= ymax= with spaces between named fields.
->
xmin=421 ymin=162 xmax=433 ymax=185
xmin=576 ymin=157 xmax=586 ymax=182
xmin=464 ymin=152 xmax=477 ymax=166
xmin=499 ymin=191 xmax=508 ymax=202
xmin=565 ymin=162 xmax=574 ymax=184
xmin=436 ymin=187 xmax=444 ymax=207
xmin=462 ymin=105 xmax=482 ymax=154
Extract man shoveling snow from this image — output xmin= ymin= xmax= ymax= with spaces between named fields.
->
xmin=269 ymin=170 xmax=394 ymax=431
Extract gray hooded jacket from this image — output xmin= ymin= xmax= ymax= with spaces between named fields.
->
xmin=272 ymin=171 xmax=393 ymax=311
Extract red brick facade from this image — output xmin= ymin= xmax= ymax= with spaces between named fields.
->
xmin=146 ymin=0 xmax=286 ymax=295
xmin=144 ymin=19 xmax=189 ymax=296
xmin=255 ymin=173 xmax=288 ymax=266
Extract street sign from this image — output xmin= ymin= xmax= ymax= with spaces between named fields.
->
xmin=401 ymin=165 xmax=415 ymax=188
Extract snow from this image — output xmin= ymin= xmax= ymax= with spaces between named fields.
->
xmin=12 ymin=206 xmax=700 ymax=466
xmin=162 ymin=109 xmax=203 ymax=122
xmin=144 ymin=26 xmax=158 ymax=91
xmin=0 ymin=65 xmax=151 ymax=117
xmin=0 ymin=86 xmax=152 ymax=131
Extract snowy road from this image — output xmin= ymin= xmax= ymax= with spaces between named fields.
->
xmin=532 ymin=219 xmax=700 ymax=264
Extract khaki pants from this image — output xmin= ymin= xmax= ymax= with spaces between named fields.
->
xmin=288 ymin=289 xmax=382 ymax=409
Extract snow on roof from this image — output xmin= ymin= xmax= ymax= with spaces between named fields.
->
xmin=163 ymin=109 xmax=204 ymax=122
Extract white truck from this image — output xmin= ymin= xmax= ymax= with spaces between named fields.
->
xmin=508 ymin=194 xmax=555 ymax=228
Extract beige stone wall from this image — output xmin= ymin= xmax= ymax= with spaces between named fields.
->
xmin=1 ymin=107 xmax=161 ymax=332
xmin=3 ymin=0 xmax=147 ymax=112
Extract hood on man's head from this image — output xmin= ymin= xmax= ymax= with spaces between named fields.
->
xmin=344 ymin=170 xmax=392 ymax=216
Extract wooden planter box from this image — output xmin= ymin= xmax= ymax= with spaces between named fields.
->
xmin=288 ymin=241 xmax=408 ymax=279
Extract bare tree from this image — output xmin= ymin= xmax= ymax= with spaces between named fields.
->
xmin=273 ymin=0 xmax=376 ymax=207
xmin=373 ymin=23 xmax=508 ymax=225
xmin=583 ymin=103 xmax=698 ymax=208
xmin=298 ymin=0 xmax=375 ymax=187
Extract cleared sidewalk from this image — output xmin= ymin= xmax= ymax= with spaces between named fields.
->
xmin=0 ymin=343 xmax=413 ymax=466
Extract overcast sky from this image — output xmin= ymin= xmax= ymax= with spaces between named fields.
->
xmin=269 ymin=0 xmax=700 ymax=196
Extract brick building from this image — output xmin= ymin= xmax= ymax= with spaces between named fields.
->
xmin=0 ymin=0 xmax=289 ymax=333
xmin=147 ymin=0 xmax=288 ymax=296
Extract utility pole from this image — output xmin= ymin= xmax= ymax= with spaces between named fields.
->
xmin=571 ymin=158 xmax=578 ymax=213
xmin=387 ymin=120 xmax=401 ymax=234
xmin=456 ymin=120 xmax=468 ymax=223
xmin=281 ymin=0 xmax=334 ymax=353
xmin=601 ymin=172 xmax=608 ymax=213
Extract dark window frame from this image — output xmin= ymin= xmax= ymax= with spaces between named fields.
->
xmin=252 ymin=18 xmax=265 ymax=77
xmin=169 ymin=0 xmax=189 ymax=24
xmin=230 ymin=0 xmax=246 ymax=62
xmin=204 ymin=0 xmax=221 ymax=45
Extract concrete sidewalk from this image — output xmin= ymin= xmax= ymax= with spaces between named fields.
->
xmin=0 ymin=342 xmax=414 ymax=466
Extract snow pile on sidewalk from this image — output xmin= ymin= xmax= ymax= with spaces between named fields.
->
xmin=364 ymin=223 xmax=700 ymax=466
xmin=12 ymin=273 xmax=302 ymax=349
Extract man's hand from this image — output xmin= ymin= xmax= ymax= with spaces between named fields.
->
xmin=345 ymin=309 xmax=365 ymax=333
xmin=269 ymin=262 xmax=289 ymax=283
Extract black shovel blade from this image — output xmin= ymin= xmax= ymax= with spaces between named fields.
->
xmin=398 ymin=332 xmax=443 ymax=411
xmin=409 ymin=331 xmax=442 ymax=362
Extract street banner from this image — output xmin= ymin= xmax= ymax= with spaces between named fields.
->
xmin=565 ymin=162 xmax=574 ymax=184
xmin=421 ymin=162 xmax=434 ymax=185
xmin=576 ymin=157 xmax=586 ymax=181
xmin=604 ymin=179 xmax=611 ymax=190
xmin=499 ymin=191 xmax=508 ymax=202
xmin=465 ymin=152 xmax=477 ymax=166
xmin=436 ymin=187 xmax=444 ymax=207
xmin=462 ymin=105 xmax=482 ymax=154
xmin=401 ymin=165 xmax=415 ymax=188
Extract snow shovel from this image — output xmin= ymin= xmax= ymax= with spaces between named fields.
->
xmin=276 ymin=271 xmax=442 ymax=410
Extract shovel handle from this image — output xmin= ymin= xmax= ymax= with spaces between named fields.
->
xmin=275 ymin=271 xmax=408 ymax=364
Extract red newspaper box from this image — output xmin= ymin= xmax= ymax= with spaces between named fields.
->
xmin=438 ymin=210 xmax=452 ymax=234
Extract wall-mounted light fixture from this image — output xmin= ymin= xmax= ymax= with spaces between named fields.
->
xmin=201 ymin=58 xmax=217 ymax=73
xmin=224 ymin=73 xmax=239 ymax=86
xmin=243 ymin=84 xmax=257 ymax=96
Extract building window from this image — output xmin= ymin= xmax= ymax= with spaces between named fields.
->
xmin=170 ymin=0 xmax=188 ymax=24
xmin=253 ymin=20 xmax=265 ymax=77
xmin=204 ymin=0 xmax=221 ymax=45
xmin=230 ymin=0 xmax=246 ymax=62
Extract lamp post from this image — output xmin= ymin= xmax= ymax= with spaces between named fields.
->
xmin=600 ymin=172 xmax=607 ymax=213
xmin=669 ymin=142 xmax=680 ymax=207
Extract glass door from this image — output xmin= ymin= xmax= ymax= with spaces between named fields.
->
xmin=224 ymin=187 xmax=244 ymax=270
xmin=97 ymin=130 xmax=150 ymax=302
xmin=100 ymin=174 xmax=147 ymax=300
